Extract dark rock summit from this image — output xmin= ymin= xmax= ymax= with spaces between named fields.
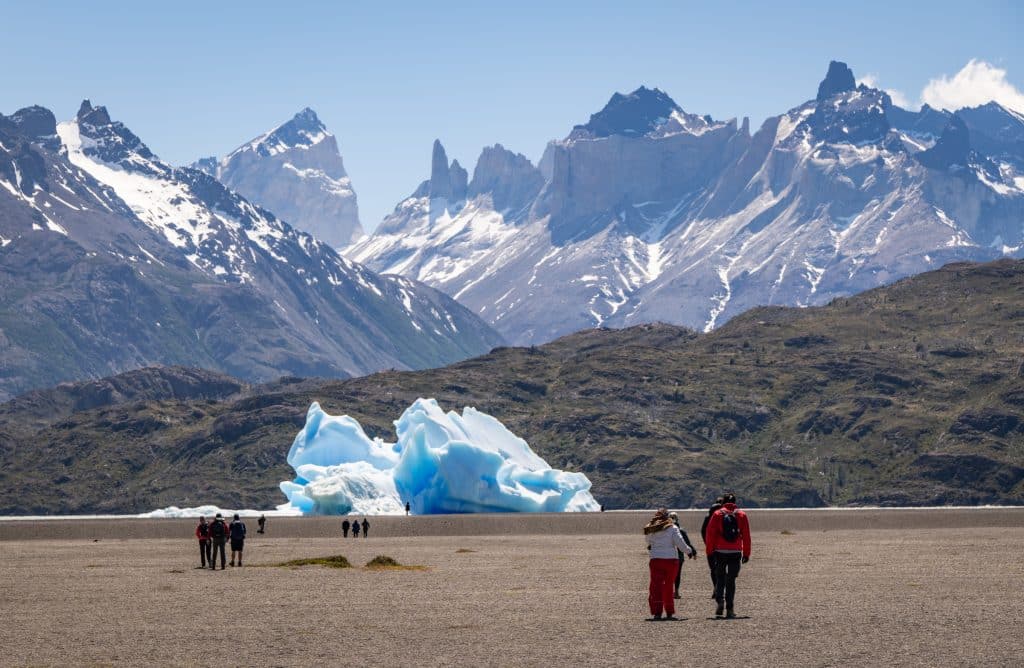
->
xmin=8 ymin=106 xmax=57 ymax=139
xmin=916 ymin=116 xmax=973 ymax=170
xmin=572 ymin=86 xmax=682 ymax=138
xmin=816 ymin=60 xmax=857 ymax=102
xmin=75 ymin=99 xmax=162 ymax=175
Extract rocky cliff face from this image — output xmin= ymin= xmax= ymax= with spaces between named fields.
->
xmin=346 ymin=61 xmax=1024 ymax=345
xmin=193 ymin=108 xmax=363 ymax=247
xmin=0 ymin=102 xmax=503 ymax=402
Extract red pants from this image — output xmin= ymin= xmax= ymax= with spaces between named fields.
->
xmin=648 ymin=558 xmax=679 ymax=615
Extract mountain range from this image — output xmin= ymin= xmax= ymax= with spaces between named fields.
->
xmin=0 ymin=101 xmax=503 ymax=402
xmin=346 ymin=61 xmax=1024 ymax=345
xmin=1 ymin=258 xmax=1020 ymax=514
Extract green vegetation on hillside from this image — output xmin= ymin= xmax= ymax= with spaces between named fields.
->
xmin=1 ymin=260 xmax=1022 ymax=513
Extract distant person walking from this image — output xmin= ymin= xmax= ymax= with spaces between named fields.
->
xmin=704 ymin=492 xmax=751 ymax=618
xmin=209 ymin=513 xmax=229 ymax=570
xmin=352 ymin=520 xmax=360 ymax=538
xmin=405 ymin=502 xmax=410 ymax=516
xmin=644 ymin=508 xmax=695 ymax=621
xmin=342 ymin=519 xmax=350 ymax=538
xmin=229 ymin=513 xmax=247 ymax=567
xmin=700 ymin=497 xmax=725 ymax=598
xmin=361 ymin=518 xmax=369 ymax=538
xmin=669 ymin=512 xmax=697 ymax=600
xmin=257 ymin=514 xmax=266 ymax=534
xmin=195 ymin=516 xmax=212 ymax=569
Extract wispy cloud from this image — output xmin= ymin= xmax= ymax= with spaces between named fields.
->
xmin=920 ymin=59 xmax=1024 ymax=113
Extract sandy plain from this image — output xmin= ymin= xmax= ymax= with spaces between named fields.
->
xmin=0 ymin=509 xmax=1022 ymax=667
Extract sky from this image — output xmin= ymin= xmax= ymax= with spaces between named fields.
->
xmin=2 ymin=1 xmax=1021 ymax=231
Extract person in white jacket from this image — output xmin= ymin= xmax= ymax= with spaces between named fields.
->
xmin=644 ymin=508 xmax=695 ymax=620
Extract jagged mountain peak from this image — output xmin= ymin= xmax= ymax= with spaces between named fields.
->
xmin=573 ymin=86 xmax=683 ymax=138
xmin=469 ymin=144 xmax=543 ymax=211
xmin=916 ymin=115 xmax=972 ymax=170
xmin=227 ymin=107 xmax=332 ymax=161
xmin=422 ymin=139 xmax=467 ymax=201
xmin=68 ymin=101 xmax=160 ymax=172
xmin=8 ymin=105 xmax=57 ymax=139
xmin=194 ymin=106 xmax=363 ymax=247
xmin=816 ymin=60 xmax=857 ymax=102
xmin=291 ymin=106 xmax=322 ymax=127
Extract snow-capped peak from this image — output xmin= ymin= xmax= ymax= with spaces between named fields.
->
xmin=229 ymin=107 xmax=332 ymax=160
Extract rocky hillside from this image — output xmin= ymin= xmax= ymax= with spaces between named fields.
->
xmin=0 ymin=101 xmax=503 ymax=402
xmin=1 ymin=259 xmax=1021 ymax=513
xmin=347 ymin=61 xmax=1024 ymax=345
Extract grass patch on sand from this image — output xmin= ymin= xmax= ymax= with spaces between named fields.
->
xmin=455 ymin=548 xmax=476 ymax=553
xmin=365 ymin=555 xmax=427 ymax=571
xmin=276 ymin=555 xmax=352 ymax=569
xmin=780 ymin=529 xmax=795 ymax=535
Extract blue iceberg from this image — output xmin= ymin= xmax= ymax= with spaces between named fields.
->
xmin=280 ymin=398 xmax=599 ymax=515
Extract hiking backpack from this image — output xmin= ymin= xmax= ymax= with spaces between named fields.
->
xmin=230 ymin=521 xmax=246 ymax=540
xmin=211 ymin=520 xmax=226 ymax=539
xmin=720 ymin=511 xmax=741 ymax=542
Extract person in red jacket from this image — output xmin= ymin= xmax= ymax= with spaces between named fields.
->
xmin=703 ymin=492 xmax=751 ymax=618
xmin=195 ymin=516 xmax=212 ymax=569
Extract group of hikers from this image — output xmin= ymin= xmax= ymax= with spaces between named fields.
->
xmin=194 ymin=512 xmax=250 ymax=569
xmin=341 ymin=518 xmax=370 ymax=538
xmin=644 ymin=492 xmax=751 ymax=621
xmin=190 ymin=496 xmax=750 ymax=621
xmin=193 ymin=513 xmax=374 ymax=567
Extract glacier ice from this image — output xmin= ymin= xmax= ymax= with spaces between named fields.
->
xmin=279 ymin=398 xmax=599 ymax=515
xmin=139 ymin=504 xmax=301 ymax=519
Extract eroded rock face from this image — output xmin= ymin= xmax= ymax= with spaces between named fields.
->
xmin=469 ymin=144 xmax=544 ymax=212
xmin=348 ymin=61 xmax=1024 ymax=346
xmin=194 ymin=108 xmax=363 ymax=247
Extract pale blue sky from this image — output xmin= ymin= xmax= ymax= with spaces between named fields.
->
xmin=2 ymin=1 xmax=1021 ymax=230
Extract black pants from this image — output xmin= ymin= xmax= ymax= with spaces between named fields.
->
xmin=199 ymin=540 xmax=211 ymax=567
xmin=342 ymin=528 xmax=349 ymax=537
xmin=707 ymin=555 xmax=718 ymax=590
xmin=713 ymin=552 xmax=742 ymax=608
xmin=674 ymin=554 xmax=683 ymax=593
xmin=210 ymin=540 xmax=226 ymax=569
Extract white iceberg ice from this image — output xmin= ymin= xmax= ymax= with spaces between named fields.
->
xmin=279 ymin=398 xmax=599 ymax=515
xmin=139 ymin=504 xmax=302 ymax=518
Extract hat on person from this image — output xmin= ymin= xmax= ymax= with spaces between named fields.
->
xmin=669 ymin=512 xmax=678 ymax=520
xmin=644 ymin=507 xmax=674 ymax=534
xmin=215 ymin=513 xmax=222 ymax=518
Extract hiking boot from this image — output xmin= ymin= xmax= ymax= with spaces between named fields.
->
xmin=229 ymin=561 xmax=235 ymax=567
xmin=664 ymin=614 xmax=677 ymax=621
xmin=726 ymin=609 xmax=736 ymax=619
xmin=673 ymin=592 xmax=681 ymax=599
xmin=650 ymin=614 xmax=663 ymax=621
xmin=715 ymin=603 xmax=724 ymax=617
